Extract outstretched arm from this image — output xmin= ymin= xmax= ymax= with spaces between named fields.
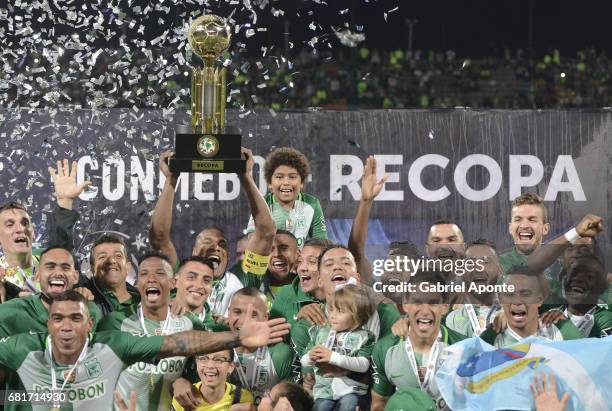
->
xmin=348 ymin=155 xmax=388 ymax=285
xmin=149 ymin=151 xmax=179 ymax=266
xmin=157 ymin=305 xmax=290 ymax=359
xmin=47 ymin=159 xmax=91 ymax=250
xmin=526 ymin=214 xmax=603 ymax=273
xmin=240 ymin=147 xmax=275 ymax=256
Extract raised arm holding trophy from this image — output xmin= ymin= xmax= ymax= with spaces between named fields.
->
xmin=169 ymin=14 xmax=246 ymax=173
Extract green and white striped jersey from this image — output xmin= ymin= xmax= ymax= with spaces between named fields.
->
xmin=229 ymin=343 xmax=294 ymax=399
xmin=97 ymin=309 xmax=205 ymax=411
xmin=371 ymin=326 xmax=466 ymax=410
xmin=304 ymin=326 xmax=374 ymax=400
xmin=246 ymin=192 xmax=327 ymax=248
xmin=0 ymin=331 xmax=163 ymax=411
xmin=479 ymin=319 xmax=583 ymax=347
xmin=445 ymin=304 xmax=501 ymax=338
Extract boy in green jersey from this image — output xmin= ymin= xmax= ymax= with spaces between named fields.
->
xmin=371 ymin=271 xmax=466 ymax=411
xmin=246 ymin=147 xmax=327 ymax=248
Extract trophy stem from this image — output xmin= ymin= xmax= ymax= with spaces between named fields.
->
xmin=191 ymin=58 xmax=226 ymax=134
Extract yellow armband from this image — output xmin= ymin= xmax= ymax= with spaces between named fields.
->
xmin=242 ymin=249 xmax=269 ymax=275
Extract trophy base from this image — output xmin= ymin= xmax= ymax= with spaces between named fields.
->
xmin=169 ymin=125 xmax=245 ymax=173
xmin=168 ymin=157 xmax=246 ymax=173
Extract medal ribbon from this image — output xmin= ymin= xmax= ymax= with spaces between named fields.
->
xmin=47 ymin=336 xmax=89 ymax=409
xmin=404 ymin=331 xmax=442 ymax=392
xmin=465 ymin=304 xmax=484 ymax=336
xmin=233 ymin=346 xmax=268 ymax=395
xmin=563 ymin=305 xmax=597 ymax=337
xmin=138 ymin=304 xmax=172 ymax=336
xmin=209 ymin=275 xmax=227 ymax=316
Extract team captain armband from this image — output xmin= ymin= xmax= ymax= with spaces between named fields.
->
xmin=242 ymin=249 xmax=269 ymax=275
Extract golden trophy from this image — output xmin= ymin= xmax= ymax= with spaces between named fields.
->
xmin=169 ymin=14 xmax=246 ymax=173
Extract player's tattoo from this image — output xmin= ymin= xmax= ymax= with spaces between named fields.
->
xmin=157 ymin=330 xmax=240 ymax=359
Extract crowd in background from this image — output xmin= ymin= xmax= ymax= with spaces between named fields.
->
xmin=2 ymin=47 xmax=611 ymax=110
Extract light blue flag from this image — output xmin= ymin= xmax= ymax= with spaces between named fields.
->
xmin=436 ymin=336 xmax=612 ymax=411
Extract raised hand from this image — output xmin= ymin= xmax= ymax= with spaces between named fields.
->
xmin=49 ymin=159 xmax=92 ymax=209
xmin=361 ymin=155 xmax=388 ymax=202
xmin=531 ymin=371 xmax=570 ymax=411
xmin=239 ymin=304 xmax=291 ymax=349
xmin=240 ymin=146 xmax=255 ymax=177
xmin=575 ymin=214 xmax=603 ymax=238
xmin=159 ymin=151 xmax=178 ymax=182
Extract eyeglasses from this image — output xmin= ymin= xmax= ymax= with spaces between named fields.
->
xmin=195 ymin=356 xmax=231 ymax=365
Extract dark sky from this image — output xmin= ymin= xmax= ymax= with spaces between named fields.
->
xmin=266 ymin=0 xmax=612 ymax=57
xmin=12 ymin=0 xmax=612 ymax=58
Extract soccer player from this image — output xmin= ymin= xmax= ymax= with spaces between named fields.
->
xmin=347 ymin=155 xmax=388 ymax=285
xmin=79 ymin=234 xmax=139 ymax=316
xmin=0 ymin=246 xmax=101 ymax=338
xmin=553 ymin=255 xmax=612 ymax=337
xmin=232 ymin=230 xmax=299 ymax=308
xmin=480 ymin=265 xmax=582 ymax=347
xmin=172 ymin=256 xmax=219 ymax=326
xmin=171 ymin=349 xmax=253 ymax=411
xmin=173 ymin=288 xmax=295 ymax=408
xmin=246 ymin=147 xmax=327 ymax=248
xmin=500 ymin=193 xmax=550 ymax=272
xmin=445 ymin=240 xmax=503 ymax=337
xmin=98 ymin=251 xmax=215 ymax=410
xmin=0 ymin=290 xmax=290 ymax=410
xmin=523 ymin=213 xmax=603 ymax=302
xmin=0 ymin=159 xmax=90 ymax=296
xmin=150 ymin=148 xmax=275 ymax=319
xmin=370 ymin=271 xmax=466 ymax=411
xmin=270 ymin=238 xmax=329 ymax=326
xmin=290 ymin=245 xmax=401 ymax=361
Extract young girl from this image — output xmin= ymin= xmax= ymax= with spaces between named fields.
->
xmin=301 ymin=284 xmax=376 ymax=411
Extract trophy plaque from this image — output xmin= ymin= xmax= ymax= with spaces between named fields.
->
xmin=169 ymin=14 xmax=246 ymax=173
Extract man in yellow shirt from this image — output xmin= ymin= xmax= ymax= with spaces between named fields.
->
xmin=172 ymin=349 xmax=253 ymax=411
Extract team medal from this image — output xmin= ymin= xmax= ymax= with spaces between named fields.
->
xmin=404 ymin=332 xmax=442 ymax=392
xmin=285 ymin=217 xmax=295 ymax=232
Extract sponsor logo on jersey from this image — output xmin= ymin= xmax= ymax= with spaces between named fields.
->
xmin=85 ymin=359 xmax=102 ymax=378
xmin=33 ymin=382 xmax=106 ymax=402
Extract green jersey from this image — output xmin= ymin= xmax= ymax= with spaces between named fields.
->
xmin=479 ymin=319 xmax=583 ymax=347
xmin=371 ymin=326 xmax=466 ymax=409
xmin=303 ymin=326 xmax=374 ymax=400
xmin=291 ymin=303 xmax=400 ymax=359
xmin=230 ymin=262 xmax=296 ymax=310
xmin=555 ymin=305 xmax=612 ymax=338
xmin=230 ymin=343 xmax=294 ymax=399
xmin=270 ymin=277 xmax=321 ymax=325
xmin=0 ymin=295 xmax=102 ymax=338
xmin=97 ymin=308 xmax=206 ymax=411
xmin=0 ymin=331 xmax=163 ymax=411
xmin=498 ymin=247 xmax=527 ymax=273
xmin=246 ymin=192 xmax=328 ymax=248
xmin=445 ymin=304 xmax=502 ymax=338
